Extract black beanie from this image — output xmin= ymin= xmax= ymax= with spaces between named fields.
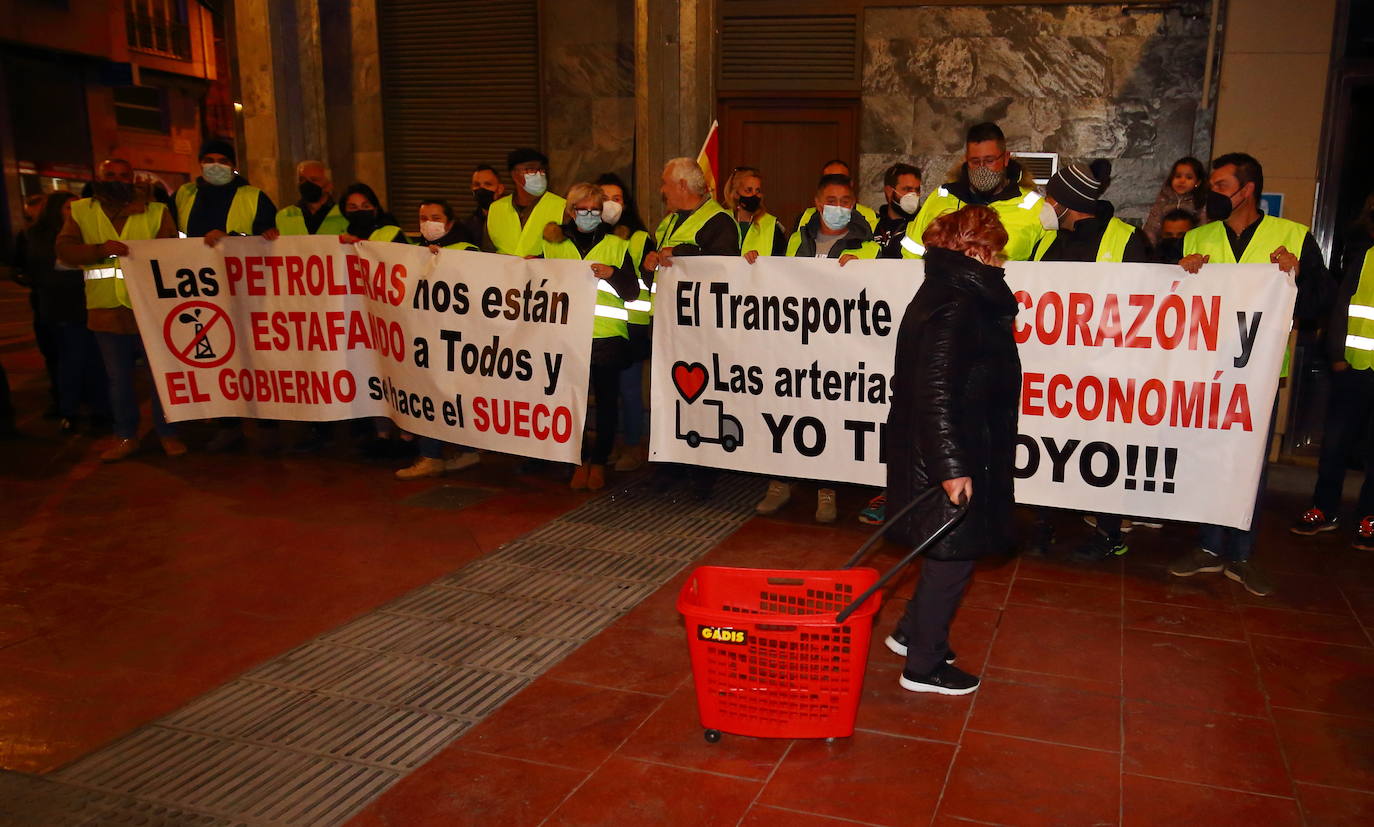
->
xmin=198 ymin=138 xmax=236 ymax=164
xmin=506 ymin=147 xmax=548 ymax=171
xmin=1048 ymin=159 xmax=1112 ymax=214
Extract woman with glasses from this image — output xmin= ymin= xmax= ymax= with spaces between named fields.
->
xmin=724 ymin=166 xmax=786 ymax=261
xmin=541 ymin=183 xmax=642 ymax=490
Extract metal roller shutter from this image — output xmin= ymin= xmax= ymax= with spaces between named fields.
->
xmin=377 ymin=0 xmax=541 ymax=227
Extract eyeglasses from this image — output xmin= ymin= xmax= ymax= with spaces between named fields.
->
xmin=574 ymin=208 xmax=601 ymax=217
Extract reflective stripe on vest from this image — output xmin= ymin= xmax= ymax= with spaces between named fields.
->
xmin=1346 ymin=248 xmax=1374 ymax=370
xmin=1183 ymin=215 xmax=1311 ymax=377
xmin=175 ymin=182 xmax=261 ymax=236
xmin=1031 ymin=218 xmax=1136 ymax=263
xmin=655 ymin=198 xmax=732 ymax=248
xmin=69 ymin=198 xmax=166 ymax=310
xmin=625 ymin=230 xmax=653 ymax=325
xmin=904 ymin=186 xmax=1045 ymax=261
xmin=741 ymin=213 xmax=779 ymax=256
xmin=542 ymin=232 xmax=631 ymax=339
xmin=487 ymin=193 xmax=567 ymax=256
xmin=276 ymin=203 xmax=349 ymax=236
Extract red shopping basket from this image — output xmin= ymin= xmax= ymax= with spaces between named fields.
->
xmin=679 ymin=487 xmax=969 ymax=742
xmin=678 ymin=565 xmax=883 ymax=740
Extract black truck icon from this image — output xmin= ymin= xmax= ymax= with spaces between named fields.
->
xmin=675 ymin=399 xmax=744 ymax=452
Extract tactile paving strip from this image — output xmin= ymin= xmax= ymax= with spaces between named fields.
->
xmin=8 ymin=472 xmax=760 ymax=826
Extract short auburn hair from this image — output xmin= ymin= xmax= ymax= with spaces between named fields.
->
xmin=922 ymin=205 xmax=1008 ymax=262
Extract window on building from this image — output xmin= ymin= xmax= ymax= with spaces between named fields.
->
xmin=113 ymin=85 xmax=168 ymax=133
xmin=127 ymin=0 xmax=191 ymax=60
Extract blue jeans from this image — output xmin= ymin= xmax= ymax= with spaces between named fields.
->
xmin=618 ymin=358 xmax=646 ymax=446
xmin=1197 ymin=396 xmax=1279 ymax=562
xmin=94 ymin=331 xmax=174 ymax=439
xmin=414 ymin=436 xmax=474 ymax=460
xmin=57 ymin=322 xmax=110 ymax=419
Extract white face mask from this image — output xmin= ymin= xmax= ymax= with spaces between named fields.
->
xmin=420 ymin=220 xmax=449 ymax=242
xmin=898 ymin=191 xmax=921 ymax=215
xmin=1039 ymin=200 xmax=1061 ymax=231
xmin=521 ymin=171 xmax=548 ymax=197
xmin=600 ymin=199 xmax=623 ymax=226
xmin=201 ymin=163 xmax=234 ymax=187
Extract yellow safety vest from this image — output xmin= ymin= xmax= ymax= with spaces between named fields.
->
xmin=1032 ymin=217 xmax=1138 ymax=262
xmin=1184 ymin=214 xmax=1311 ymax=377
xmin=741 ymin=213 xmax=781 ymax=257
xmin=366 ymin=225 xmax=408 ymax=243
xmin=488 ymin=193 xmax=567 ymax=256
xmin=1344 ymin=248 xmax=1374 ymax=370
xmin=175 ymin=182 xmax=261 ymax=236
xmin=655 ymin=198 xmax=733 ymax=248
xmin=902 ymin=186 xmax=1047 ymax=262
xmin=797 ymin=204 xmax=879 ymax=232
xmin=444 ymin=240 xmax=478 ymax=251
xmin=623 ymin=229 xmax=653 ymax=326
xmin=785 ymin=231 xmax=880 ymax=259
xmin=276 ymin=203 xmax=349 ymax=236
xmin=69 ymin=198 xmax=167 ymax=310
xmin=542 ymin=230 xmax=631 ymax=340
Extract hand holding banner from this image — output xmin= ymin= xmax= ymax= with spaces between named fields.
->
xmin=650 ymin=256 xmax=1295 ymax=530
xmin=120 ymin=236 xmax=599 ymax=463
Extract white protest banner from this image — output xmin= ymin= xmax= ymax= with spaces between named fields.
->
xmin=650 ymin=257 xmax=1295 ymax=530
xmin=120 ymin=236 xmax=597 ymax=463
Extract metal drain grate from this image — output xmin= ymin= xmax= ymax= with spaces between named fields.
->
xmin=30 ymin=472 xmax=762 ymax=825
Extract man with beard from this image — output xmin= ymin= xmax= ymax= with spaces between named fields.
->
xmin=901 ymin=122 xmax=1048 ymax=263
xmin=55 ymin=158 xmax=183 ymax=462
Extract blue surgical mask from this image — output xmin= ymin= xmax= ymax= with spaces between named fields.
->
xmin=574 ymin=211 xmax=602 ymax=233
xmin=522 ymin=171 xmax=548 ymax=197
xmin=201 ymin=163 xmax=234 ymax=187
xmin=821 ymin=204 xmax=852 ymax=230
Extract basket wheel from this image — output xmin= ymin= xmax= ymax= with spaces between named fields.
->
xmin=704 ymin=729 xmax=722 ymax=744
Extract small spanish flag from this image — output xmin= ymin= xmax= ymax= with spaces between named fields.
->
xmin=697 ymin=120 xmax=720 ymax=198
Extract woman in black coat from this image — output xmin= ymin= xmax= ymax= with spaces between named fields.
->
xmin=883 ymin=204 xmax=1021 ymax=696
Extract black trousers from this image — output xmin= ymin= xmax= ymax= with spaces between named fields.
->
xmin=899 ymin=557 xmax=976 ymax=675
xmin=587 ymin=336 xmax=630 ymax=466
xmin=1313 ymin=368 xmax=1374 ymax=516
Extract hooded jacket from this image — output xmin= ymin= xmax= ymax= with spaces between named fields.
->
xmin=885 ymin=245 xmax=1021 ymax=560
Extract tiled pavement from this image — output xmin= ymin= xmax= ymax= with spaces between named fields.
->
xmin=3 ymin=278 xmax=1374 ymax=825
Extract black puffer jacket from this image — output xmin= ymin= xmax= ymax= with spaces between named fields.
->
xmin=885 ymin=245 xmax=1021 ymax=560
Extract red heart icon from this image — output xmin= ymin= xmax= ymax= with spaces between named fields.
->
xmin=672 ymin=361 xmax=708 ymax=404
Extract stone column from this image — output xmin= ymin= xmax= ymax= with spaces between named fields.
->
xmin=231 ymin=0 xmax=330 ymax=207
xmin=635 ymin=0 xmax=716 ymax=227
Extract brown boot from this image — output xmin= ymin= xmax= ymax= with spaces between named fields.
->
xmin=587 ymin=464 xmax=607 ymax=491
xmin=570 ymin=462 xmax=591 ymax=490
xmin=613 ymin=444 xmax=646 ymax=472
xmin=159 ymin=436 xmax=188 ymax=457
xmin=100 ymin=438 xmax=139 ymax=463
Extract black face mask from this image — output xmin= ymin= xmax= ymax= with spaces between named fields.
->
xmin=1206 ymin=189 xmax=1234 ymax=221
xmin=1156 ymin=237 xmax=1185 ymax=264
xmin=737 ymin=194 xmax=761 ymax=213
xmin=93 ymin=181 xmax=134 ymax=203
xmin=473 ymin=188 xmax=496 ymax=210
xmin=298 ymin=180 xmax=324 ymax=203
xmin=346 ymin=209 xmax=377 ymax=231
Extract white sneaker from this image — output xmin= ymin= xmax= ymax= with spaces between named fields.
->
xmin=755 ymin=480 xmax=792 ymax=515
xmin=395 ymin=457 xmax=446 ymax=480
xmin=444 ymin=452 xmax=480 ymax=472
xmin=815 ymin=488 xmax=837 ymax=524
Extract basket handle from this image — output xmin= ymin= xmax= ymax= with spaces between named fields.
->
xmin=834 ymin=490 xmax=970 ymax=625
